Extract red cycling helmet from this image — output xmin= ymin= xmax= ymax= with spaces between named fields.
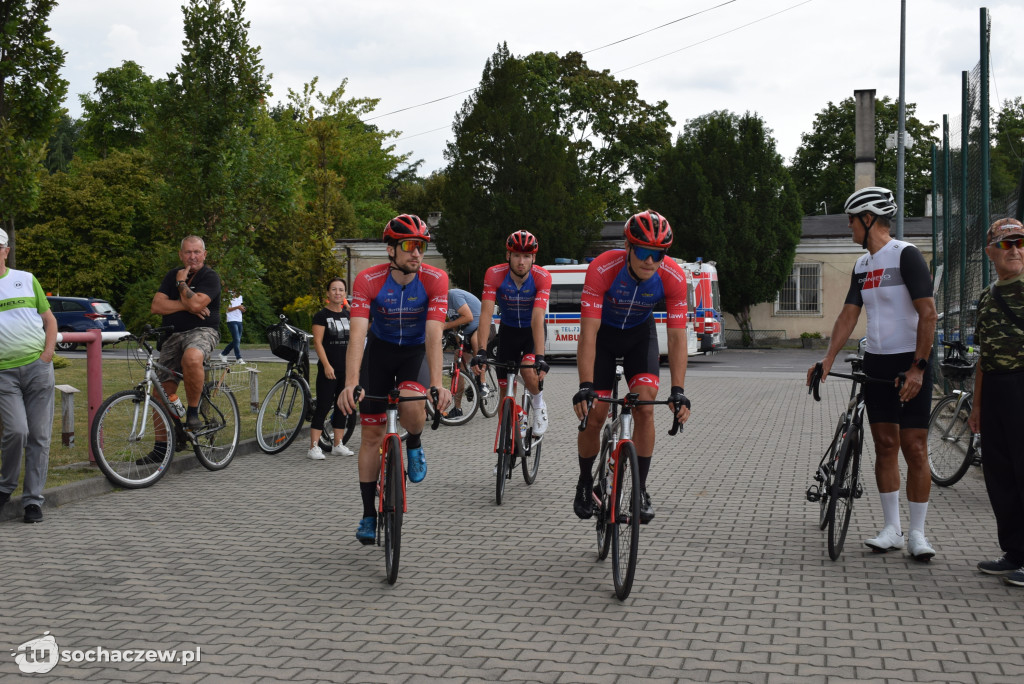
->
xmin=383 ymin=214 xmax=431 ymax=243
xmin=624 ymin=210 xmax=673 ymax=249
xmin=506 ymin=230 xmax=539 ymax=254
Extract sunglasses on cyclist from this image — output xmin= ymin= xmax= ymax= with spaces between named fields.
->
xmin=396 ymin=239 xmax=427 ymax=254
xmin=993 ymin=238 xmax=1024 ymax=250
xmin=632 ymin=246 xmax=666 ymax=263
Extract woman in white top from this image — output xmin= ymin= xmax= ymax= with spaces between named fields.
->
xmin=220 ymin=289 xmax=245 ymax=363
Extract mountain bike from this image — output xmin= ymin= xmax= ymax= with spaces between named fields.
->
xmin=481 ymin=359 xmax=543 ymax=505
xmin=256 ymin=315 xmax=314 ymax=454
xmin=354 ymin=385 xmax=441 ymax=584
xmin=927 ymin=340 xmax=983 ymax=487
xmin=807 ymin=357 xmax=904 ymax=560
xmin=90 ymin=325 xmax=241 ymax=488
xmin=578 ymin=367 xmax=684 ymax=601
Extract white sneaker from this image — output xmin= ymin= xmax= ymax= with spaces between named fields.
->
xmin=306 ymin=446 xmax=325 ymax=460
xmin=332 ymin=443 xmax=354 ymax=457
xmin=217 ymin=354 xmax=229 ymax=364
xmin=907 ymin=530 xmax=936 ymax=561
xmin=235 ymin=358 xmax=246 ymax=365
xmin=865 ymin=525 xmax=905 ymax=552
xmin=532 ymin=405 xmax=548 ymax=436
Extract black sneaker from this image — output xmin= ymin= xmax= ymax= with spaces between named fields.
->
xmin=574 ymin=483 xmax=595 ymax=519
xmin=639 ymin=490 xmax=655 ymax=524
xmin=186 ymin=413 xmax=203 ymax=431
xmin=447 ymin=407 xmax=464 ymax=419
xmin=978 ymin=556 xmax=1022 ymax=575
xmin=23 ymin=504 xmax=42 ymax=523
xmin=135 ymin=449 xmax=166 ymax=466
xmin=0 ymin=491 xmax=10 ymax=510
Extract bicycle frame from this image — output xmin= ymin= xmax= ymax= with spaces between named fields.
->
xmin=489 ymin=360 xmax=538 ymax=457
xmin=380 ymin=390 xmax=410 ymax=515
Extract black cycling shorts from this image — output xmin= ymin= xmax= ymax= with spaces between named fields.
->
xmin=862 ymin=351 xmax=932 ymax=429
xmin=358 ymin=333 xmax=429 ymax=420
xmin=496 ymin=325 xmax=541 ymax=365
xmin=592 ymin=317 xmax=661 ymax=395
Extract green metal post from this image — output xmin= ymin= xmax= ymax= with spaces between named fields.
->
xmin=980 ymin=8 xmax=991 ymax=289
xmin=943 ymin=115 xmax=951 ymax=343
xmin=960 ymin=71 xmax=969 ymax=339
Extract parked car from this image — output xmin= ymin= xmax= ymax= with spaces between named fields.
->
xmin=47 ymin=296 xmax=128 ymax=351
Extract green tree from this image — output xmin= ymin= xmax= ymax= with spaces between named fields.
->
xmin=640 ymin=110 xmax=803 ymax=338
xmin=790 ymin=96 xmax=938 ymax=216
xmin=991 ymin=96 xmax=1024 ymax=202
xmin=44 ymin=111 xmax=79 ymax=173
xmin=149 ymin=0 xmax=291 ymax=293
xmin=78 ymin=60 xmax=156 ymax=157
xmin=0 ymin=0 xmax=67 ymax=265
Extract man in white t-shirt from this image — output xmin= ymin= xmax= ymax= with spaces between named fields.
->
xmin=220 ymin=290 xmax=245 ymax=363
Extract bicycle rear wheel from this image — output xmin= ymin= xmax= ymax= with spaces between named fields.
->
xmin=520 ymin=398 xmax=542 ymax=484
xmin=611 ymin=442 xmax=641 ymax=600
xmin=595 ymin=426 xmax=613 ymax=561
xmin=479 ymin=366 xmax=500 ymax=418
xmin=495 ymin=399 xmax=514 ymax=505
xmin=927 ymin=395 xmax=974 ymax=487
xmin=91 ymin=390 xmax=175 ymax=488
xmin=255 ymin=376 xmax=309 ymax=454
xmin=439 ymin=364 xmax=480 ymax=426
xmin=827 ymin=425 xmax=860 ymax=560
xmin=193 ymin=382 xmax=240 ymax=470
xmin=819 ymin=421 xmax=845 ymax=530
xmin=382 ymin=435 xmax=404 ymax=585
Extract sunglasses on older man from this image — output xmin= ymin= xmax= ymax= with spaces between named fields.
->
xmin=632 ymin=246 xmax=667 ymax=262
xmin=396 ymin=239 xmax=427 ymax=253
xmin=994 ymin=238 xmax=1024 ymax=250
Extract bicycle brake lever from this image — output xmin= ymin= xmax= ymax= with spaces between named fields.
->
xmin=810 ymin=363 xmax=823 ymax=402
xmin=430 ymin=387 xmax=442 ymax=431
xmin=578 ymin=398 xmax=593 ymax=432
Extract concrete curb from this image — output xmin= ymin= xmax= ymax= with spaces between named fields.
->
xmin=0 ymin=432 xmax=286 ymax=522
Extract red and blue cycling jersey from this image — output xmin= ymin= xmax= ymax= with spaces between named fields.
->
xmin=350 ymin=263 xmax=449 ymax=345
xmin=481 ymin=264 xmax=552 ymax=328
xmin=580 ymin=250 xmax=689 ymax=329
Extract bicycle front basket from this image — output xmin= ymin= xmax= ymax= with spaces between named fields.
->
xmin=267 ymin=323 xmax=304 ymax=362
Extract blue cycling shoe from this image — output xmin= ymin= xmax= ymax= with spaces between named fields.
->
xmin=406 ymin=447 xmax=427 ymax=483
xmin=356 ymin=516 xmax=376 ymax=545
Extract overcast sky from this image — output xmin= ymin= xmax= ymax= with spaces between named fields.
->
xmin=48 ymin=0 xmax=1024 ymax=175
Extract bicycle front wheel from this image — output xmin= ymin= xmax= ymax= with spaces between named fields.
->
xmin=256 ymin=376 xmax=309 ymax=454
xmin=596 ymin=426 xmax=613 ymax=561
xmin=819 ymin=421 xmax=845 ymax=530
xmin=827 ymin=425 xmax=860 ymax=560
xmin=479 ymin=366 xmax=500 ymax=418
xmin=382 ymin=435 xmax=404 ymax=585
xmin=193 ymin=382 xmax=240 ymax=470
xmin=611 ymin=442 xmax=641 ymax=600
xmin=927 ymin=395 xmax=974 ymax=487
xmin=495 ymin=399 xmax=514 ymax=505
xmin=91 ymin=390 xmax=175 ymax=488
xmin=439 ymin=365 xmax=480 ymax=426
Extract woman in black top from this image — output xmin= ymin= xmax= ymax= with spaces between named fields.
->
xmin=308 ymin=278 xmax=356 ymax=459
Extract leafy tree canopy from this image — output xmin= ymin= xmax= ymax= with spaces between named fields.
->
xmin=992 ymin=96 xmax=1024 ymax=202
xmin=790 ymin=96 xmax=938 ymax=217
xmin=639 ymin=110 xmax=803 ymax=334
xmin=78 ymin=60 xmax=156 ymax=157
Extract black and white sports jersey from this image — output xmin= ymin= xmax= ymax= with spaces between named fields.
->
xmin=844 ymin=240 xmax=933 ymax=355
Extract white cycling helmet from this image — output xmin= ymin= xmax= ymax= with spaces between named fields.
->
xmin=843 ymin=186 xmax=897 ymax=217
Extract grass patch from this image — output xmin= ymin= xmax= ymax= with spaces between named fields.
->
xmin=2 ymin=348 xmax=314 ymax=497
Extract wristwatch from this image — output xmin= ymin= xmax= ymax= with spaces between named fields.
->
xmin=913 ymin=357 xmax=929 ymax=370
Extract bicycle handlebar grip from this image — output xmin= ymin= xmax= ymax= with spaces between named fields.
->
xmin=668 ymin=417 xmax=681 ymax=436
xmin=430 ymin=387 xmax=442 ymax=431
xmin=578 ymin=397 xmax=594 ymax=432
xmin=810 ymin=362 xmax=823 ymax=402
xmin=352 ymin=385 xmax=364 ymax=404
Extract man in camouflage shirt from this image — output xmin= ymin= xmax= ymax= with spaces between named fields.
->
xmin=969 ymin=217 xmax=1024 ymax=587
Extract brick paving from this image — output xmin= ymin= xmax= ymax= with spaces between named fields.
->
xmin=1 ymin=357 xmax=1022 ymax=683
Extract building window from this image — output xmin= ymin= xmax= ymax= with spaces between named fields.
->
xmin=776 ymin=263 xmax=821 ymax=315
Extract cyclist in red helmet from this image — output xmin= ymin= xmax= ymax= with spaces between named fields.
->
xmin=571 ymin=210 xmax=692 ymax=524
xmin=473 ymin=229 xmax=552 ymax=435
xmin=338 ymin=214 xmax=452 ymax=546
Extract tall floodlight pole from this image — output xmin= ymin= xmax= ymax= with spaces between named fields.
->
xmin=896 ymin=0 xmax=907 ymax=238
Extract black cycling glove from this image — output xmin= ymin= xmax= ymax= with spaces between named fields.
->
xmin=534 ymin=355 xmax=550 ymax=374
xmin=669 ymin=385 xmax=691 ymax=410
xmin=573 ymin=381 xmax=596 ymax=406
xmin=471 ymin=350 xmax=487 ymax=369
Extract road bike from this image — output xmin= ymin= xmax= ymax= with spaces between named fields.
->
xmin=355 ymin=385 xmax=441 ymax=584
xmin=927 ymin=340 xmax=983 ymax=487
xmin=435 ymin=327 xmax=485 ymax=426
xmin=256 ymin=315 xmax=314 ymax=454
xmin=807 ymin=355 xmax=904 ymax=560
xmin=90 ymin=325 xmax=241 ymax=488
xmin=481 ymin=359 xmax=543 ymax=505
xmin=578 ymin=365 xmax=684 ymax=600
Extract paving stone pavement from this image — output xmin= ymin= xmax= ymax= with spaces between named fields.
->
xmin=2 ymin=359 xmax=1022 ymax=683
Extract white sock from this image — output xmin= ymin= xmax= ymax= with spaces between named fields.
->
xmin=880 ymin=490 xmax=901 ymax=534
xmin=909 ymin=501 xmax=928 ymax=534
xmin=531 ymin=392 xmax=544 ymax=409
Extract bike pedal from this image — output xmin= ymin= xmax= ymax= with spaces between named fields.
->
xmin=805 ymin=486 xmax=820 ymax=502
xmin=854 ymin=483 xmax=864 ymax=499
